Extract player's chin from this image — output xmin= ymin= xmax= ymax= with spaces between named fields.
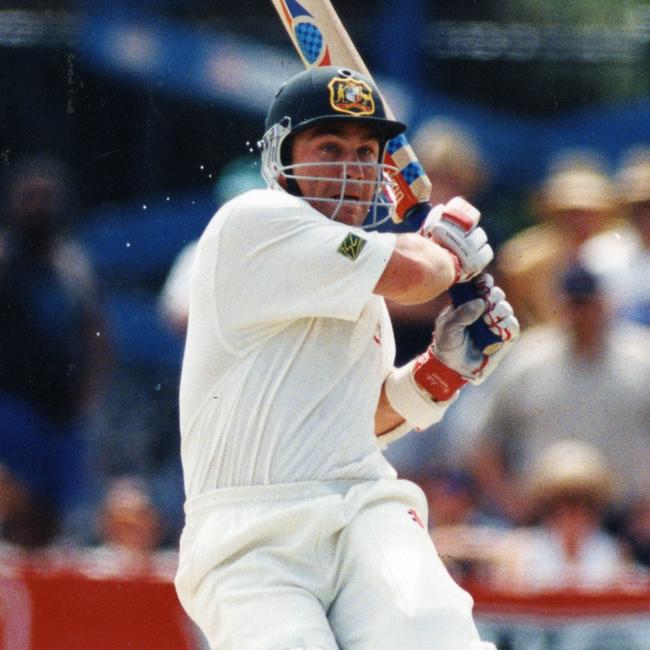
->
xmin=334 ymin=201 xmax=368 ymax=227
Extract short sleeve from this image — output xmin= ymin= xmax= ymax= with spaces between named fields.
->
xmin=205 ymin=190 xmax=395 ymax=346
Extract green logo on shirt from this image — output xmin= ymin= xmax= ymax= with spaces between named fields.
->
xmin=337 ymin=233 xmax=367 ymax=261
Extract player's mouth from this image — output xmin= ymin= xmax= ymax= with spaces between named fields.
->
xmin=332 ymin=194 xmax=360 ymax=202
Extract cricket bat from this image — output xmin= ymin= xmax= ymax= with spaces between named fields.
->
xmin=270 ymin=0 xmax=431 ymax=225
xmin=271 ymin=0 xmax=503 ymax=354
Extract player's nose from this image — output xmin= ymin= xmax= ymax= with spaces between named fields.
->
xmin=343 ymin=154 xmax=365 ymax=180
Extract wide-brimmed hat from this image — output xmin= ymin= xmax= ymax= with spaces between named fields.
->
xmin=528 ymin=439 xmax=616 ymax=512
xmin=540 ymin=167 xmax=615 ymax=213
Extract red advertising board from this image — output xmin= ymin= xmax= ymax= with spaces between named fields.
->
xmin=0 ymin=548 xmax=205 ymax=650
xmin=2 ymin=548 xmax=650 ymax=650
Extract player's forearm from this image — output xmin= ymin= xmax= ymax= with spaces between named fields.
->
xmin=374 ymin=233 xmax=457 ymax=305
xmin=374 ymin=383 xmax=406 ymax=435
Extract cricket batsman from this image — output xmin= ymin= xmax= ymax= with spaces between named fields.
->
xmin=175 ymin=66 xmax=518 ymax=649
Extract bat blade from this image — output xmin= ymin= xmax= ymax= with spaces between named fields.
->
xmin=270 ymin=0 xmax=431 ymax=222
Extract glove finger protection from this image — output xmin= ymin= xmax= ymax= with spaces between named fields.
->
xmin=420 ymin=197 xmax=493 ymax=282
xmin=484 ymin=285 xmax=505 ymax=305
xmin=485 ymin=300 xmax=519 ymax=341
xmin=476 ymin=284 xmax=519 ymax=342
xmin=465 ymin=226 xmax=488 ymax=250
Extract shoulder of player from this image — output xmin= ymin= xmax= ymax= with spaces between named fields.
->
xmin=194 ymin=188 xmax=321 ymax=263
xmin=197 ymin=188 xmax=393 ymax=266
xmin=204 ymin=188 xmax=315 ymax=235
xmin=226 ymin=187 xmax=307 ymax=218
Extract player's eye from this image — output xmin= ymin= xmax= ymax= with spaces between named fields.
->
xmin=357 ymin=145 xmax=378 ymax=160
xmin=319 ymin=142 xmax=341 ymax=159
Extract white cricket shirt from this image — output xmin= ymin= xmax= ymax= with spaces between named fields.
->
xmin=179 ymin=189 xmax=398 ymax=498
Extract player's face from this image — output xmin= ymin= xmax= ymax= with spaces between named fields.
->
xmin=288 ymin=122 xmax=382 ymax=226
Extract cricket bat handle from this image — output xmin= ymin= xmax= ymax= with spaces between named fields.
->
xmin=406 ymin=203 xmax=503 ymax=355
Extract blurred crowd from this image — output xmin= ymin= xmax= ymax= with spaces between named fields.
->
xmin=385 ymin=126 xmax=650 ymax=590
xmin=1 ymin=123 xmax=649 ymax=592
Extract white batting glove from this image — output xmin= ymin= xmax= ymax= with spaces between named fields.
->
xmin=433 ymin=274 xmax=519 ymax=385
xmin=420 ymin=196 xmax=493 ymax=282
xmin=384 ymin=275 xmax=518 ymax=431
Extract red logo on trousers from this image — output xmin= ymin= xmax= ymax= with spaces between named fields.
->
xmin=408 ymin=508 xmax=424 ymax=529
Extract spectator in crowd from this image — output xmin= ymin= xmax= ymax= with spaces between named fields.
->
xmin=496 ymin=151 xmax=619 ymax=329
xmin=91 ymin=476 xmax=175 ymax=577
xmin=158 ymin=156 xmax=264 ymax=335
xmin=0 ymin=461 xmax=58 ymax=549
xmin=97 ymin=476 xmax=163 ymax=553
xmin=466 ymin=262 xmax=650 ymax=523
xmin=422 ymin=467 xmax=496 ymax=530
xmin=618 ymin=497 xmax=650 ymax=568
xmin=158 ymin=240 xmax=198 ymax=336
xmin=419 ymin=467 xmax=510 ymax=585
xmin=411 ymin=117 xmax=489 ymax=209
xmin=580 ymin=145 xmax=650 ymax=327
xmin=0 ymin=153 xmax=110 ymax=546
xmin=0 ymin=406 xmax=65 ymax=548
xmin=384 ymin=117 xmax=490 ymax=366
xmin=491 ymin=440 xmax=641 ymax=590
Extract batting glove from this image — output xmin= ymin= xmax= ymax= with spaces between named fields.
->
xmin=384 ymin=275 xmax=518 ymax=429
xmin=420 ymin=196 xmax=493 ymax=282
xmin=432 ymin=273 xmax=519 ymax=387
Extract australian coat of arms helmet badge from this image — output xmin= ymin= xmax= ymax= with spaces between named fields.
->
xmin=327 ymin=76 xmax=376 ymax=117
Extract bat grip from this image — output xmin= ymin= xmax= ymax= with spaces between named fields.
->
xmin=404 ymin=202 xmax=503 ymax=354
xmin=402 ymin=201 xmax=432 ymax=226
xmin=448 ymin=281 xmax=504 ymax=355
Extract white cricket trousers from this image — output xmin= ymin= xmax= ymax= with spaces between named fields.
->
xmin=175 ymin=478 xmax=492 ymax=650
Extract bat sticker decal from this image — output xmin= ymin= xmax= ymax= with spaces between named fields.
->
xmin=279 ymin=0 xmax=331 ymax=66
